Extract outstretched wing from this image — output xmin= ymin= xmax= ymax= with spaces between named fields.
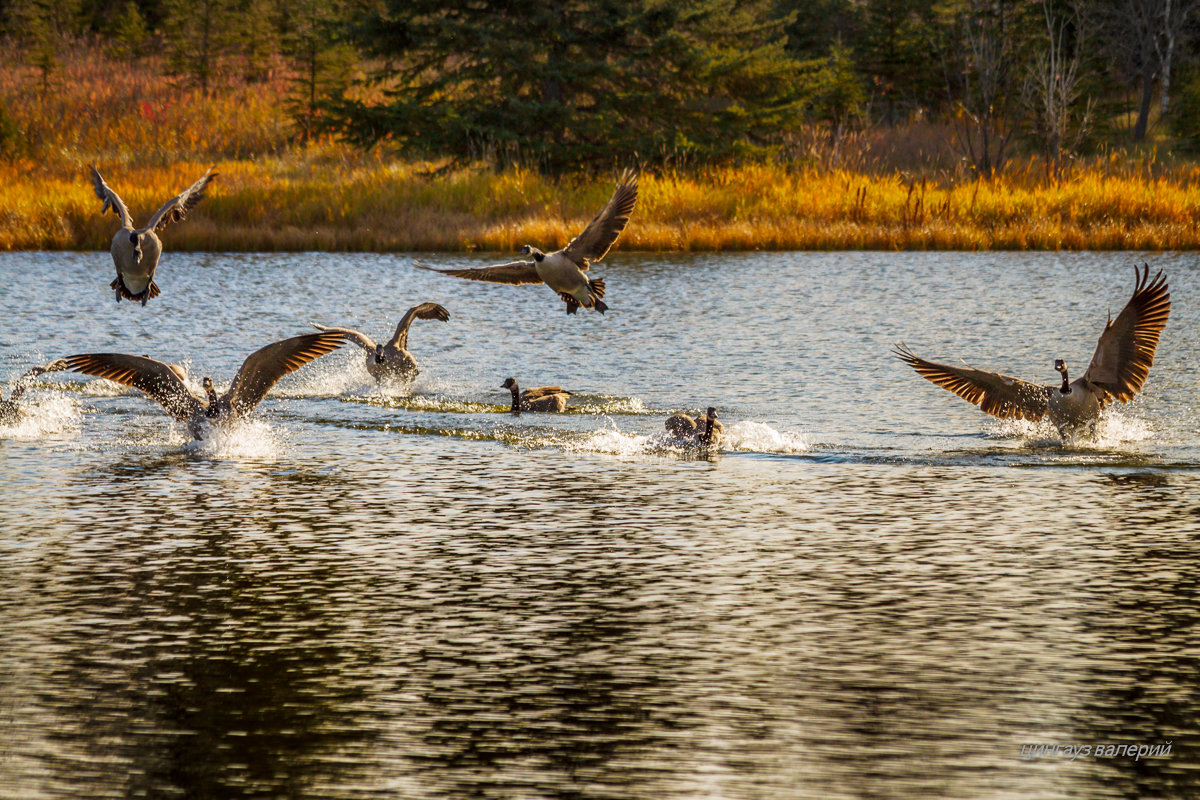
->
xmin=311 ymin=323 xmax=377 ymax=354
xmin=63 ymin=353 xmax=201 ymax=424
xmin=89 ymin=165 xmax=132 ymax=228
xmin=563 ymin=169 xmax=639 ymax=265
xmin=414 ymin=259 xmax=542 ymax=285
xmin=1083 ymin=265 xmax=1171 ymax=403
xmin=522 ymin=386 xmax=570 ymax=401
xmin=224 ymin=331 xmax=347 ymax=416
xmin=145 ymin=167 xmax=218 ymax=232
xmin=893 ymin=343 xmax=1049 ymax=421
xmin=388 ymin=302 xmax=450 ymax=349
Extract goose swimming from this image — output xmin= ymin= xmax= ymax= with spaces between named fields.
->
xmin=894 ymin=265 xmax=1170 ymax=437
xmin=502 ymin=378 xmax=570 ymax=413
xmin=0 ymin=359 xmax=68 ymax=424
xmin=415 ymin=170 xmax=638 ymax=314
xmin=313 ymin=302 xmax=450 ymax=383
xmin=89 ymin=164 xmax=217 ymax=305
xmin=62 ymin=331 xmax=348 ymax=439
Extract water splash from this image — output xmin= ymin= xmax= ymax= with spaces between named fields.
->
xmin=985 ymin=408 xmax=1155 ymax=448
xmin=561 ymin=420 xmax=809 ymax=457
xmin=0 ymin=392 xmax=82 ymax=439
xmin=569 ymin=395 xmax=652 ymax=415
xmin=722 ymin=420 xmax=809 ymax=453
xmin=185 ymin=418 xmax=280 ymax=460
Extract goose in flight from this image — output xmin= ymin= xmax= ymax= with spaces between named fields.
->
xmin=0 ymin=359 xmax=68 ymax=424
xmin=312 ymin=302 xmax=450 ymax=383
xmin=62 ymin=331 xmax=348 ymax=439
xmin=894 ymin=265 xmax=1170 ymax=437
xmin=501 ymin=378 xmax=570 ymax=413
xmin=89 ymin=164 xmax=217 ymax=305
xmin=416 ymin=170 xmax=638 ymax=314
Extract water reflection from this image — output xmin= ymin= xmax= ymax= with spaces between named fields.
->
xmin=2 ymin=251 xmax=1200 ymax=798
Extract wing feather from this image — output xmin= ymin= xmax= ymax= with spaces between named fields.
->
xmin=521 ymin=386 xmax=571 ymax=401
xmin=311 ymin=323 xmax=377 ymax=353
xmin=145 ymin=167 xmax=218 ymax=232
xmin=1083 ymin=264 xmax=1171 ymax=403
xmin=388 ymin=302 xmax=450 ymax=349
xmin=414 ymin=259 xmax=542 ymax=285
xmin=224 ymin=331 xmax=347 ymax=416
xmin=893 ymin=344 xmax=1049 ymax=421
xmin=64 ymin=353 xmax=201 ymax=423
xmin=563 ymin=169 xmax=639 ymax=265
xmin=88 ymin=165 xmax=132 ymax=228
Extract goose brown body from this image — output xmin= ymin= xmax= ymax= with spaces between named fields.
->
xmin=415 ymin=170 xmax=638 ymax=314
xmin=894 ymin=265 xmax=1170 ymax=437
xmin=63 ymin=331 xmax=348 ymax=439
xmin=313 ymin=302 xmax=450 ymax=383
xmin=502 ymin=378 xmax=570 ymax=413
xmin=89 ymin=165 xmax=217 ymax=305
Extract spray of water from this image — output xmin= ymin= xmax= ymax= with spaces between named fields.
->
xmin=561 ymin=419 xmax=809 ymax=457
xmin=0 ymin=392 xmax=82 ymax=439
xmin=185 ymin=417 xmax=280 ymax=460
xmin=985 ymin=408 xmax=1155 ymax=448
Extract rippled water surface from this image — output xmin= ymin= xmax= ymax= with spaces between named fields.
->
xmin=2 ymin=250 xmax=1199 ymax=799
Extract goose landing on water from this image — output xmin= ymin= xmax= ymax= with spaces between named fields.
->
xmin=312 ymin=302 xmax=450 ymax=383
xmin=894 ymin=265 xmax=1171 ymax=438
xmin=665 ymin=407 xmax=723 ymax=450
xmin=89 ymin=165 xmax=217 ymax=305
xmin=63 ymin=331 xmax=349 ymax=440
xmin=415 ymin=170 xmax=638 ymax=314
xmin=502 ymin=378 xmax=570 ymax=413
xmin=0 ymin=360 xmax=68 ymax=424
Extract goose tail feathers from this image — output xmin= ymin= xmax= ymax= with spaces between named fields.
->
xmin=110 ymin=277 xmax=161 ymax=304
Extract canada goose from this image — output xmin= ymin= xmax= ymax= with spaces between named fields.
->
xmin=664 ymin=408 xmax=724 ymax=449
xmin=62 ymin=331 xmax=348 ymax=439
xmin=0 ymin=359 xmax=68 ymax=424
xmin=665 ymin=413 xmax=698 ymax=438
xmin=502 ymin=378 xmax=570 ymax=413
xmin=415 ymin=170 xmax=638 ymax=314
xmin=696 ymin=407 xmax=721 ymax=449
xmin=312 ymin=302 xmax=450 ymax=383
xmin=89 ymin=164 xmax=217 ymax=305
xmin=894 ymin=265 xmax=1170 ymax=437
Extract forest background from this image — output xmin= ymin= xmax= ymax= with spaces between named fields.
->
xmin=3 ymin=0 xmax=1200 ymax=252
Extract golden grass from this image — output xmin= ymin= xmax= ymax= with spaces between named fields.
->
xmin=4 ymin=43 xmax=1200 ymax=252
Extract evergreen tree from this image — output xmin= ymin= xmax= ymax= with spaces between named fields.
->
xmin=6 ymin=0 xmax=76 ymax=93
xmin=283 ymin=0 xmax=357 ymax=142
xmin=858 ymin=0 xmax=939 ymax=123
xmin=326 ymin=0 xmax=805 ymax=170
xmin=102 ymin=0 xmax=148 ymax=61
xmin=160 ymin=0 xmax=239 ymax=94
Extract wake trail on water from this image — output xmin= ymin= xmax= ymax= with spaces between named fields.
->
xmin=562 ymin=420 xmax=809 ymax=457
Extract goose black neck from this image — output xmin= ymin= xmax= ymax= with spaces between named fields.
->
xmin=532 ymin=252 xmax=544 ymax=262
xmin=1059 ymin=371 xmax=1070 ymax=394
xmin=509 ymin=384 xmax=521 ymax=414
xmin=699 ymin=409 xmax=716 ymax=446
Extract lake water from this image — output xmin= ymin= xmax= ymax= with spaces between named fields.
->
xmin=1 ymin=250 xmax=1197 ymax=799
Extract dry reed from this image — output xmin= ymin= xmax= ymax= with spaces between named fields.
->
xmin=4 ymin=43 xmax=1200 ymax=252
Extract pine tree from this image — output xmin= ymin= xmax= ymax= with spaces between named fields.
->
xmin=160 ymin=0 xmax=238 ymax=94
xmin=102 ymin=0 xmax=149 ymax=61
xmin=283 ymin=0 xmax=357 ymax=142
xmin=327 ymin=0 xmax=805 ymax=170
